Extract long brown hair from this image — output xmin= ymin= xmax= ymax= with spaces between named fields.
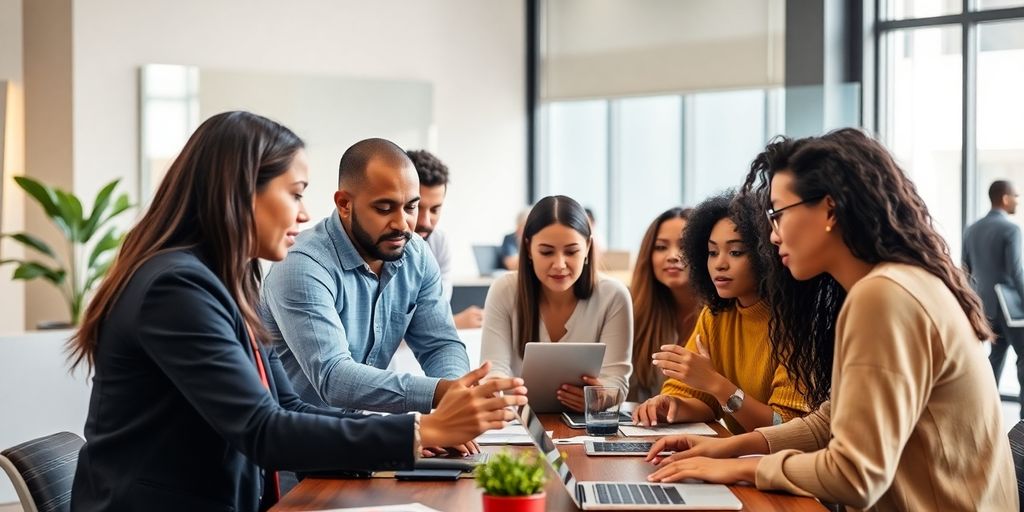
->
xmin=630 ymin=207 xmax=694 ymax=391
xmin=742 ymin=128 xmax=992 ymax=407
xmin=69 ymin=111 xmax=304 ymax=370
xmin=514 ymin=195 xmax=597 ymax=357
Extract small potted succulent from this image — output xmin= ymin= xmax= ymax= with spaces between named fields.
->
xmin=474 ymin=451 xmax=548 ymax=512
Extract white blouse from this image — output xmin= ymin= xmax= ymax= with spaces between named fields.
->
xmin=479 ymin=272 xmax=634 ymax=398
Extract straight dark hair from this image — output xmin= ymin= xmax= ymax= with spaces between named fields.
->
xmin=514 ymin=195 xmax=597 ymax=357
xmin=69 ymin=111 xmax=304 ymax=370
xmin=742 ymin=128 xmax=992 ymax=407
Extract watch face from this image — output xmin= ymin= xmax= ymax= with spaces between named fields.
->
xmin=726 ymin=394 xmax=743 ymax=412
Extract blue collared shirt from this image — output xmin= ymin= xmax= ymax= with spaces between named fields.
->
xmin=260 ymin=213 xmax=469 ymax=413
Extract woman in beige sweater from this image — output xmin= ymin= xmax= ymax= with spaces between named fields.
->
xmin=644 ymin=129 xmax=1017 ymax=511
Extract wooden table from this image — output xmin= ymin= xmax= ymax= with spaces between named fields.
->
xmin=272 ymin=415 xmax=826 ymax=511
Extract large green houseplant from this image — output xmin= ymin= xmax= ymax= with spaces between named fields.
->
xmin=474 ymin=451 xmax=549 ymax=512
xmin=1 ymin=176 xmax=131 ymax=326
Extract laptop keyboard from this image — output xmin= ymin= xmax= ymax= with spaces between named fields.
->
xmin=591 ymin=442 xmax=653 ymax=453
xmin=594 ymin=483 xmax=686 ymax=505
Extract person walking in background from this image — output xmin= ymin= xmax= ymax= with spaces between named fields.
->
xmin=963 ymin=179 xmax=1024 ymax=415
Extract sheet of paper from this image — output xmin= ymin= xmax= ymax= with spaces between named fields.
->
xmin=315 ymin=503 xmax=443 ymax=512
xmin=551 ymin=435 xmax=607 ymax=445
xmin=618 ymin=423 xmax=717 ymax=437
xmin=475 ymin=424 xmax=551 ymax=445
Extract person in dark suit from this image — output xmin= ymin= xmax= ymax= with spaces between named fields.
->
xmin=67 ymin=111 xmax=527 ymax=512
xmin=963 ymin=179 xmax=1024 ymax=415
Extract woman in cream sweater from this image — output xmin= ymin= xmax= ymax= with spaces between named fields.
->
xmin=480 ymin=195 xmax=633 ymax=412
xmin=632 ymin=192 xmax=807 ymax=434
xmin=645 ymin=129 xmax=1016 ymax=511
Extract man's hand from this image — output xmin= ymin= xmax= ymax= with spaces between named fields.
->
xmin=453 ymin=306 xmax=484 ymax=329
xmin=420 ymin=374 xmax=528 ymax=448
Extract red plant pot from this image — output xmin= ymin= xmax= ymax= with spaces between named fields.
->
xmin=481 ymin=491 xmax=546 ymax=512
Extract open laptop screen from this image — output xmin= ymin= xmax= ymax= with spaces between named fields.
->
xmin=517 ymin=404 xmax=579 ymax=501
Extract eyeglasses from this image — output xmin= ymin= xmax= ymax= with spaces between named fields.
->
xmin=765 ymin=196 xmax=824 ymax=234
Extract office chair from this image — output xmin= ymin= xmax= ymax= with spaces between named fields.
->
xmin=1010 ymin=419 xmax=1024 ymax=507
xmin=0 ymin=432 xmax=84 ymax=512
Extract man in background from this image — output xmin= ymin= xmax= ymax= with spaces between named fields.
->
xmin=963 ymin=179 xmax=1024 ymax=417
xmin=407 ymin=149 xmax=484 ymax=329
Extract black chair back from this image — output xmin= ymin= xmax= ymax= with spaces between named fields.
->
xmin=1010 ymin=420 xmax=1024 ymax=509
xmin=0 ymin=431 xmax=85 ymax=512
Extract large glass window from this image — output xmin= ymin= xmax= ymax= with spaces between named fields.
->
xmin=876 ymin=3 xmax=1024 ymax=400
xmin=882 ymin=26 xmax=963 ymax=252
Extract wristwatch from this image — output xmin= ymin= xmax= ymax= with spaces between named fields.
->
xmin=721 ymin=388 xmax=745 ymax=414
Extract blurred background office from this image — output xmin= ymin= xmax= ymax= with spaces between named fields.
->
xmin=1 ymin=0 xmax=1023 ymax=508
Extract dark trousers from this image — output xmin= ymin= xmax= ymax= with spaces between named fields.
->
xmin=989 ymin=310 xmax=1024 ymax=418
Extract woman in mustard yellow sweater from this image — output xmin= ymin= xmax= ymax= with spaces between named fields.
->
xmin=632 ymin=192 xmax=808 ymax=434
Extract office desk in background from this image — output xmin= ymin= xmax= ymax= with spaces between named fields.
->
xmin=271 ymin=415 xmax=827 ymax=512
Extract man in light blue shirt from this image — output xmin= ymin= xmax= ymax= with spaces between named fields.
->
xmin=261 ymin=138 xmax=471 ymax=414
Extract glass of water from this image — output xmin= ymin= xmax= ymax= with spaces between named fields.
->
xmin=584 ymin=386 xmax=622 ymax=436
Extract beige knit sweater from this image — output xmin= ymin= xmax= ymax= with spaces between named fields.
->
xmin=753 ymin=262 xmax=1017 ymax=511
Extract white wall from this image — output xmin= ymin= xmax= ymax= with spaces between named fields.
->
xmin=0 ymin=331 xmax=92 ymax=505
xmin=0 ymin=0 xmax=25 ymax=335
xmin=70 ymin=0 xmax=526 ymax=289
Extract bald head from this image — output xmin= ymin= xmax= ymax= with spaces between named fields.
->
xmin=338 ymin=138 xmax=413 ymax=189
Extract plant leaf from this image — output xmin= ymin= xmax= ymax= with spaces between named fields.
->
xmin=53 ymin=189 xmax=85 ymax=242
xmin=80 ymin=179 xmax=121 ymax=242
xmin=93 ymin=193 xmax=133 ymax=234
xmin=10 ymin=261 xmax=66 ymax=285
xmin=87 ymin=228 xmax=121 ymax=270
xmin=1 ymin=232 xmax=56 ymax=259
xmin=14 ymin=176 xmax=61 ymax=218
xmin=83 ymin=258 xmax=113 ymax=293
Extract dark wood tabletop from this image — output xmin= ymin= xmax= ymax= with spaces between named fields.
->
xmin=271 ymin=415 xmax=827 ymax=511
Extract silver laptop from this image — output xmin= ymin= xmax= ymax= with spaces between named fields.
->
xmin=518 ymin=404 xmax=742 ymax=510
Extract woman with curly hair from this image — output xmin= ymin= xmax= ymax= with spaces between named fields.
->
xmin=646 ymin=129 xmax=1015 ymax=511
xmin=627 ymin=207 xmax=700 ymax=402
xmin=632 ymin=192 xmax=808 ymax=434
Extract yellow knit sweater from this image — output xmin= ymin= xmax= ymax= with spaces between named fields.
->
xmin=660 ymin=301 xmax=808 ymax=434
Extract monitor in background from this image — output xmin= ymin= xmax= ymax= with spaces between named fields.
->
xmin=473 ymin=244 xmax=502 ymax=277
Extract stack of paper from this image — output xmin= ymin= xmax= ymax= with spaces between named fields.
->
xmin=474 ymin=423 xmax=536 ymax=445
xmin=316 ymin=503 xmax=443 ymax=512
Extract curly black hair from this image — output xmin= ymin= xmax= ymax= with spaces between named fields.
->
xmin=680 ymin=190 xmax=769 ymax=314
xmin=741 ymin=128 xmax=991 ymax=408
xmin=406 ymin=149 xmax=449 ymax=188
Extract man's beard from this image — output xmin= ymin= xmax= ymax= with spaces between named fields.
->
xmin=415 ymin=226 xmax=433 ymax=240
xmin=351 ymin=209 xmax=411 ymax=262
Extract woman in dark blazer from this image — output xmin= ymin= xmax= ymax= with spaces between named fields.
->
xmin=68 ymin=111 xmax=526 ymax=512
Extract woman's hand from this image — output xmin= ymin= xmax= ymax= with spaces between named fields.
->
xmin=647 ymin=456 xmax=759 ymax=485
xmin=652 ymin=336 xmax=730 ymax=396
xmin=644 ymin=434 xmax=741 ymax=465
xmin=631 ymin=394 xmax=688 ymax=427
xmin=557 ymin=375 xmax=602 ymax=412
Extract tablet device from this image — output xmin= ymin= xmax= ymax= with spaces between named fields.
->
xmin=521 ymin=342 xmax=605 ymax=413
xmin=561 ymin=411 xmax=633 ymax=429
xmin=413 ymin=452 xmax=489 ymax=471
xmin=394 ymin=468 xmax=462 ymax=481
